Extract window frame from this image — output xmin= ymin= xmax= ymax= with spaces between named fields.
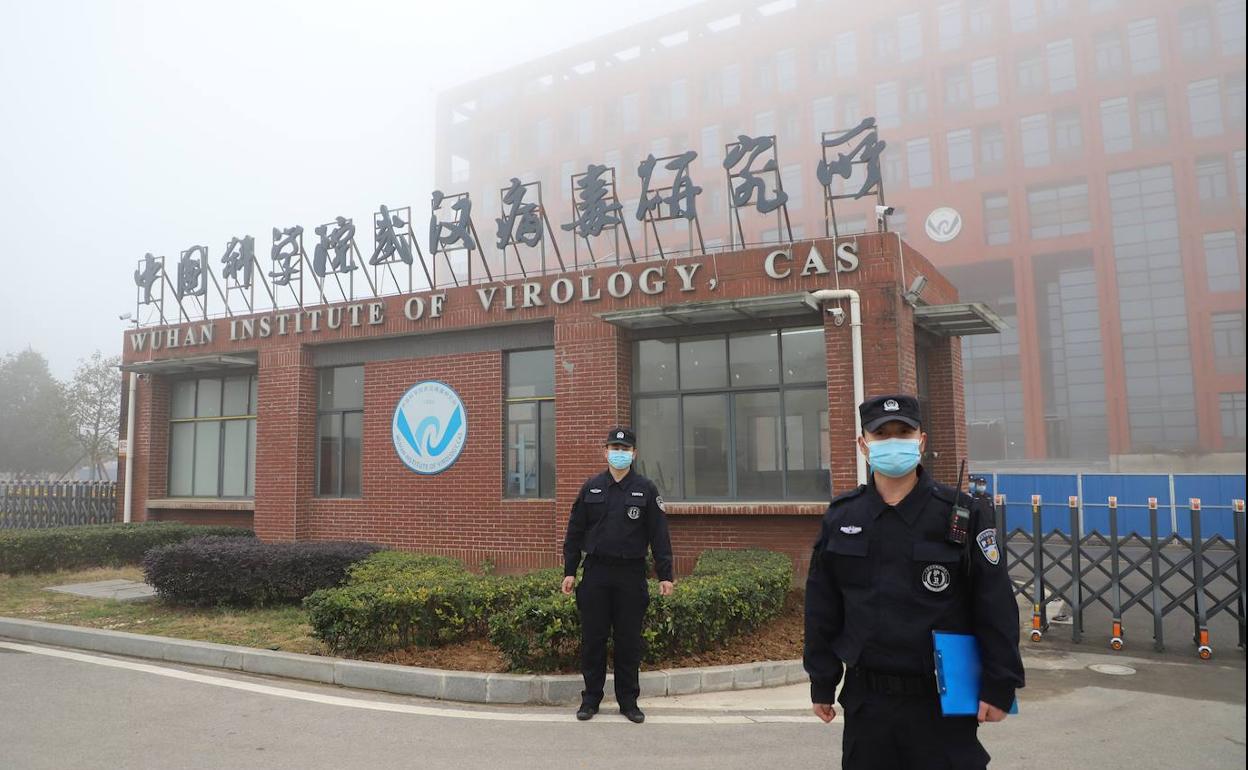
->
xmin=167 ymin=373 xmax=257 ymax=499
xmin=315 ymin=365 xmax=364 ymax=499
xmin=632 ymin=324 xmax=829 ymax=502
xmin=504 ymin=347 xmax=556 ymax=499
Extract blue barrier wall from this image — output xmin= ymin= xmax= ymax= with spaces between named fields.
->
xmin=976 ymin=473 xmax=1246 ymax=539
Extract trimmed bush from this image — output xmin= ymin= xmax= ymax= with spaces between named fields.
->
xmin=142 ymin=537 xmax=381 ymax=607
xmin=304 ymin=550 xmax=562 ymax=653
xmin=0 ymin=522 xmax=253 ymax=575
xmin=489 ymin=549 xmax=792 ymax=672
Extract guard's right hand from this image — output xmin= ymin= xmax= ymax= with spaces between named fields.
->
xmin=561 ymin=576 xmax=576 ymax=595
xmin=812 ymin=703 xmax=837 ymax=723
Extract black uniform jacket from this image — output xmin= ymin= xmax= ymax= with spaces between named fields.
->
xmin=804 ymin=467 xmax=1024 ymax=711
xmin=562 ymin=468 xmax=674 ymax=582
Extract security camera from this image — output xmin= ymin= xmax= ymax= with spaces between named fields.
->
xmin=118 ymin=312 xmax=133 ymax=321
xmin=827 ymin=306 xmax=846 ymax=326
xmin=902 ymin=275 xmax=929 ymax=307
xmin=875 ymin=205 xmax=895 ymax=217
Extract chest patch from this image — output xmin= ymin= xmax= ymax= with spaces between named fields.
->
xmin=921 ymin=564 xmax=951 ymax=592
xmin=630 ymin=491 xmax=645 ymax=497
xmin=976 ymin=529 xmax=1000 ymax=565
xmin=627 ymin=506 xmax=642 ymax=520
xmin=839 ymin=525 xmax=862 ymax=535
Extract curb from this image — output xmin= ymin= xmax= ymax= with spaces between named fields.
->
xmin=0 ymin=616 xmax=808 ymax=705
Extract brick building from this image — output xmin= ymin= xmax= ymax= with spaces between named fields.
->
xmin=436 ymin=0 xmax=1247 ymax=468
xmin=118 ymin=234 xmax=986 ymax=574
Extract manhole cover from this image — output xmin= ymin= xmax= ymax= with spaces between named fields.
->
xmin=1088 ymin=663 xmax=1136 ymax=676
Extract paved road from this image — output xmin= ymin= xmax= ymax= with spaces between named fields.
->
xmin=0 ymin=640 xmax=1243 ymax=770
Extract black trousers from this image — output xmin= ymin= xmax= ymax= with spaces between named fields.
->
xmin=838 ymin=670 xmax=991 ymax=770
xmin=575 ymin=557 xmax=649 ymax=709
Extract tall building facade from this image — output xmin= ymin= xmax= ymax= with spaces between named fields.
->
xmin=436 ymin=0 xmax=1247 ymax=469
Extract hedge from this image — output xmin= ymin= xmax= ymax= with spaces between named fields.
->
xmin=0 ymin=522 xmax=254 ymax=575
xmin=142 ymin=537 xmax=382 ymax=607
xmin=488 ymin=549 xmax=792 ymax=672
xmin=303 ymin=551 xmax=562 ymax=653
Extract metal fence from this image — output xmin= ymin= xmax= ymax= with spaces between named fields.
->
xmin=0 ymin=481 xmax=118 ymax=529
xmin=997 ymin=492 xmax=1246 ymax=661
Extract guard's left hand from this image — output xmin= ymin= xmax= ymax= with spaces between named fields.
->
xmin=977 ymin=701 xmax=1007 ymax=724
xmin=658 ymin=581 xmax=674 ymax=596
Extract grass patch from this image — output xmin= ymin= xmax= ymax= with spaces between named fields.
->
xmin=0 ymin=567 xmax=323 ymax=654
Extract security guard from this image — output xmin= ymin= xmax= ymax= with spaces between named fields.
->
xmin=562 ymin=426 xmax=675 ymax=724
xmin=805 ymin=395 xmax=1024 ymax=768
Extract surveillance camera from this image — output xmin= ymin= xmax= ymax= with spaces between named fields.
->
xmin=902 ymin=275 xmax=929 ymax=307
xmin=118 ymin=312 xmax=133 ymax=321
xmin=827 ymin=306 xmax=846 ymax=326
xmin=875 ymin=205 xmax=895 ymax=217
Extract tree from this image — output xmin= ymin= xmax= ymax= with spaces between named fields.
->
xmin=0 ymin=349 xmax=77 ymax=475
xmin=66 ymin=351 xmax=122 ymax=480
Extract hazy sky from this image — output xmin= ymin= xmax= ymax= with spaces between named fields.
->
xmin=0 ymin=0 xmax=705 ymax=378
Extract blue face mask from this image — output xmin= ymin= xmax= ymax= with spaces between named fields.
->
xmin=607 ymin=449 xmax=634 ymax=470
xmin=866 ymin=437 xmax=922 ymax=478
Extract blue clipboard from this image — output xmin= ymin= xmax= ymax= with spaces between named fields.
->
xmin=932 ymin=631 xmax=1019 ymax=717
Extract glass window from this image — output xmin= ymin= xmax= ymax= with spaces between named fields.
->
xmin=169 ymin=374 xmax=257 ymax=499
xmin=776 ymin=49 xmax=798 ymax=93
xmin=1228 ymin=74 xmax=1246 ymax=124
xmin=1137 ymin=93 xmax=1168 ymax=142
xmin=898 ymin=13 xmax=923 ymax=62
xmin=1010 ymin=0 xmax=1037 ymax=31
xmin=1028 ymin=181 xmax=1090 ymax=238
xmin=812 ymin=97 xmax=837 ymax=140
xmin=1188 ymin=78 xmax=1224 ymax=137
xmin=1100 ymin=97 xmax=1133 ymax=153
xmin=1020 ymin=113 xmax=1051 ymax=168
xmin=679 ymin=336 xmax=728 ymax=389
xmin=1237 ymin=150 xmax=1247 ymax=208
xmin=1221 ymin=392 xmax=1247 ymax=450
xmin=1108 ymin=165 xmax=1197 ymax=450
xmin=723 ymin=64 xmax=741 ymax=107
xmin=1196 ymin=156 xmax=1230 ymax=202
xmin=906 ymin=80 xmax=928 ymax=119
xmin=875 ymin=81 xmax=900 ymax=128
xmin=505 ymin=349 xmax=554 ymax=498
xmin=835 ymin=31 xmax=857 ymax=77
xmin=984 ymin=192 xmax=1011 ymax=245
xmin=970 ymin=57 xmax=999 ymax=109
xmin=906 ymin=137 xmax=933 ymax=188
xmin=1213 ymin=314 xmax=1246 ymax=372
xmin=1127 ymin=18 xmax=1161 ymax=74
xmin=1179 ymin=6 xmax=1213 ymax=59
xmin=1046 ymin=39 xmax=1078 ymax=93
xmin=317 ymin=366 xmax=363 ymax=497
xmin=944 ymin=64 xmax=970 ymax=108
xmin=1017 ymin=50 xmax=1045 ymax=93
xmin=947 ymin=129 xmax=975 ymax=181
xmin=1094 ymin=30 xmax=1124 ymax=78
xmin=938 ymin=2 xmax=963 ymax=51
xmin=873 ymin=21 xmax=897 ymax=63
xmin=1217 ymin=0 xmax=1247 ymax=54
xmin=1204 ymin=231 xmax=1242 ymax=291
xmin=979 ymin=123 xmax=1005 ymax=173
xmin=635 ymin=327 xmax=828 ymax=500
xmin=1054 ymin=109 xmax=1082 ymax=157
xmin=969 ymin=0 xmax=993 ymax=35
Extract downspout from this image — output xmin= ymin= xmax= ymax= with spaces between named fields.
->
xmin=808 ymin=289 xmax=866 ymax=486
xmin=123 ymin=372 xmax=138 ymax=524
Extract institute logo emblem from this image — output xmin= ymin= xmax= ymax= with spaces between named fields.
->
xmin=392 ymin=380 xmax=467 ymax=475
xmin=977 ymin=529 xmax=1001 ymax=566
xmin=922 ymin=564 xmax=951 ymax=592
xmin=924 ymin=207 xmax=962 ymax=243
xmin=627 ymin=506 xmax=642 ymax=520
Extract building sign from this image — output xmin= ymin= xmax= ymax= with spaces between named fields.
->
xmin=924 ymin=207 xmax=962 ymax=243
xmin=125 ymin=120 xmax=889 ymax=328
xmin=125 ymin=242 xmax=860 ymax=352
xmin=392 ymin=381 xmax=467 ymax=475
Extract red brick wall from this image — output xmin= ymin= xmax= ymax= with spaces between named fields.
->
xmin=119 ymin=234 xmax=968 ymax=575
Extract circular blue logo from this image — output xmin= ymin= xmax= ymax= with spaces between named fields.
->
xmin=392 ymin=380 xmax=467 ymax=475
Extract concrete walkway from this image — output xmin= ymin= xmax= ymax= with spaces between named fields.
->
xmin=45 ymin=579 xmax=155 ymax=602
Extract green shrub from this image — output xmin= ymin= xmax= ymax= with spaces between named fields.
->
xmin=303 ymin=550 xmax=562 ymax=653
xmin=0 ymin=522 xmax=254 ymax=575
xmin=489 ymin=549 xmax=792 ymax=672
xmin=142 ymin=537 xmax=381 ymax=607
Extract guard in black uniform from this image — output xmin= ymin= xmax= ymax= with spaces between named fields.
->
xmin=805 ymin=395 xmax=1024 ymax=769
xmin=562 ymin=427 xmax=675 ymax=724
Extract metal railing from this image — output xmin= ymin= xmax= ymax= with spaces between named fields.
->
xmin=998 ymin=493 xmax=1246 ymax=661
xmin=0 ymin=481 xmax=118 ymax=529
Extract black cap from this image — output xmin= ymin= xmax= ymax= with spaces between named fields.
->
xmin=859 ymin=394 xmax=922 ymax=433
xmin=605 ymin=426 xmax=636 ymax=447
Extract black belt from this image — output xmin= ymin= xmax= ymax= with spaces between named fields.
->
xmin=849 ymin=667 xmax=937 ymax=697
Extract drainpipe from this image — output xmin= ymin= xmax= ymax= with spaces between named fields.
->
xmin=808 ymin=289 xmax=867 ymax=486
xmin=123 ymin=372 xmax=138 ymax=524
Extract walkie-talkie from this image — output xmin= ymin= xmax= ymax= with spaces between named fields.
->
xmin=946 ymin=459 xmax=971 ymax=546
